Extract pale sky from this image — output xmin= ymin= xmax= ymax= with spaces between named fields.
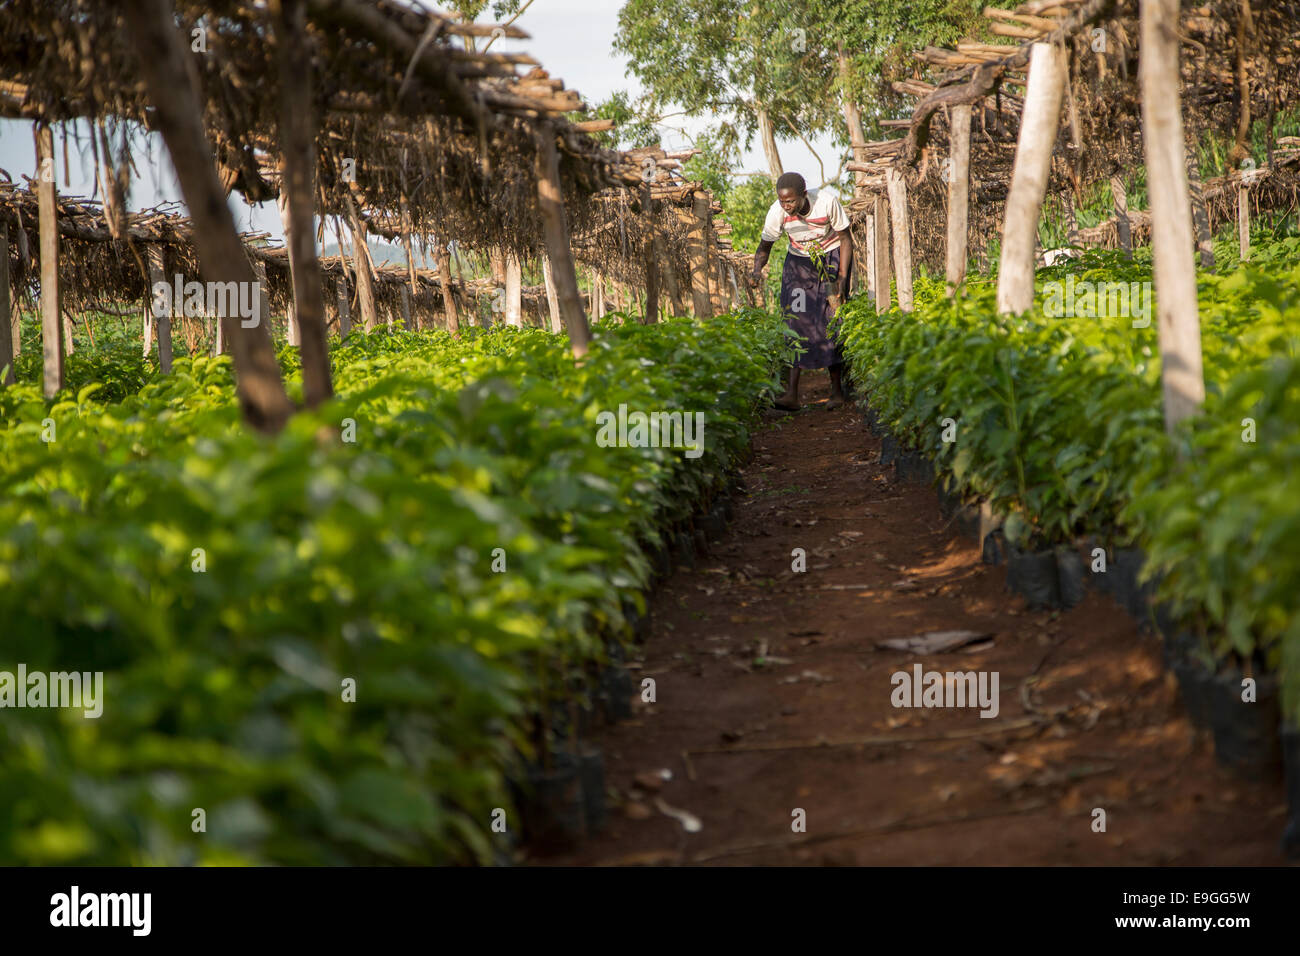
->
xmin=0 ymin=1 xmax=838 ymax=244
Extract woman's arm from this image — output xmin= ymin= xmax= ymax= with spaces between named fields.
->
xmin=752 ymin=239 xmax=775 ymax=284
xmin=836 ymin=229 xmax=853 ymax=297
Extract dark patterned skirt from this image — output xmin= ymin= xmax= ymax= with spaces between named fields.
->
xmin=780 ymin=246 xmax=849 ymax=370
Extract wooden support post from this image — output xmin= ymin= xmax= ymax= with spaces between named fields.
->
xmin=541 ymin=254 xmax=561 ymax=333
xmin=142 ymin=294 xmax=154 ymax=356
xmin=1237 ymin=183 xmax=1250 ymax=262
xmin=1141 ymin=0 xmax=1205 ymax=431
xmin=146 ymin=244 xmax=172 ymax=373
xmin=1186 ymin=154 xmax=1215 ymax=270
xmin=689 ymin=193 xmax=713 ymax=317
xmin=400 ymin=286 xmax=413 ymax=330
xmin=35 ymin=122 xmax=63 ymax=398
xmin=946 ymin=103 xmax=972 ymax=293
xmin=864 ymin=211 xmax=876 ymax=300
xmin=275 ymin=191 xmax=301 ymax=346
xmin=996 ymin=42 xmax=1066 ymax=315
xmin=885 ymin=169 xmax=914 ymax=312
xmin=123 ymin=0 xmax=292 ymax=432
xmin=872 ymin=194 xmax=891 ymax=313
xmin=504 ymin=252 xmax=523 ymax=326
xmin=658 ymin=239 xmax=685 ymax=316
xmin=253 ymin=259 xmax=272 ymax=351
xmin=534 ymin=120 xmax=591 ymax=356
xmin=345 ymin=195 xmax=377 ymax=331
xmin=435 ymin=238 xmax=459 ymax=335
xmin=0 ymin=221 xmax=12 ymax=385
xmin=1110 ymin=174 xmax=1132 ymax=259
xmin=643 ymin=240 xmax=659 ymax=326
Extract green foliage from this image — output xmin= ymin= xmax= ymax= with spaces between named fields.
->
xmin=839 ymin=242 xmax=1300 ymax=716
xmin=0 ymin=311 xmax=793 ymax=865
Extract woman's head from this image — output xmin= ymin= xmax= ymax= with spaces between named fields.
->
xmin=776 ymin=172 xmax=807 ymax=213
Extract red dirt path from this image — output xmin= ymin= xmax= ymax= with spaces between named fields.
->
xmin=536 ymin=370 xmax=1289 ymax=866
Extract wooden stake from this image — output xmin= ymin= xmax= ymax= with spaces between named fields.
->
xmin=146 ymin=244 xmax=172 ymax=373
xmin=123 ymin=0 xmax=292 ymax=433
xmin=659 ymin=238 xmax=686 ymax=316
xmin=1237 ymin=183 xmax=1250 ymax=261
xmin=689 ymin=192 xmax=713 ymax=317
xmin=1141 ymin=0 xmax=1206 ymax=430
xmin=864 ymin=211 xmax=876 ymax=300
xmin=436 ymin=238 xmax=459 ymax=335
xmin=541 ymin=253 xmax=561 ymax=333
xmin=275 ymin=191 xmax=301 ymax=346
xmin=946 ymin=103 xmax=972 ymax=293
xmin=0 ymin=221 xmax=12 ymax=385
xmin=873 ymin=194 xmax=891 ymax=312
xmin=277 ymin=0 xmax=332 ymax=404
xmin=996 ymin=42 xmax=1066 ymax=315
xmin=885 ymin=169 xmax=914 ymax=312
xmin=1110 ymin=174 xmax=1132 ymax=259
xmin=533 ymin=120 xmax=591 ymax=356
xmin=643 ymin=191 xmax=660 ymax=325
xmin=344 ymin=194 xmax=377 ymax=331
xmin=504 ymin=251 xmax=523 ymax=326
xmin=34 ymin=122 xmax=63 ymax=398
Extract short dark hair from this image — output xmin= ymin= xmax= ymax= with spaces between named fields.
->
xmin=775 ymin=172 xmax=806 ymax=194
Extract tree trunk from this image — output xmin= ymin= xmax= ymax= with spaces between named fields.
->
xmin=996 ymin=42 xmax=1066 ymax=316
xmin=534 ymin=120 xmax=591 ymax=356
xmin=146 ymin=243 xmax=173 ymax=373
xmin=504 ymin=252 xmax=523 ymax=326
xmin=872 ymin=194 xmax=891 ymax=313
xmin=277 ymin=0 xmax=332 ymax=406
xmin=885 ymin=169 xmax=914 ymax=312
xmin=541 ymin=253 xmax=561 ymax=333
xmin=35 ymin=122 xmax=63 ymax=399
xmin=122 ymin=0 xmax=292 ymax=433
xmin=1110 ymin=174 xmax=1132 ymax=259
xmin=0 ymin=221 xmax=12 ymax=385
xmin=1141 ymin=0 xmax=1206 ymax=431
xmin=756 ymin=107 xmax=784 ymax=183
xmin=945 ymin=103 xmax=972 ymax=293
xmin=838 ymin=50 xmax=868 ymax=190
xmin=689 ymin=193 xmax=713 ymax=317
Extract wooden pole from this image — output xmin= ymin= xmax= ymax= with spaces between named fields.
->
xmin=533 ymin=120 xmax=591 ymax=356
xmin=658 ymin=238 xmax=686 ymax=316
xmin=996 ymin=42 xmax=1066 ymax=315
xmin=275 ymin=191 xmax=301 ymax=346
xmin=541 ymin=254 xmax=561 ymax=333
xmin=0 ymin=221 xmax=12 ymax=385
xmin=1110 ymin=174 xmax=1132 ymax=259
xmin=146 ymin=244 xmax=172 ymax=373
xmin=332 ymin=224 xmax=352 ymax=340
xmin=435 ymin=238 xmax=459 ymax=335
xmin=1141 ymin=0 xmax=1206 ymax=431
xmin=945 ymin=103 xmax=972 ymax=293
xmin=885 ymin=169 xmax=914 ymax=312
xmin=1237 ymin=183 xmax=1250 ymax=261
xmin=864 ymin=212 xmax=876 ymax=300
xmin=276 ymin=0 xmax=332 ymax=405
xmin=504 ymin=251 xmax=523 ymax=326
xmin=643 ymin=238 xmax=660 ymax=326
xmin=122 ymin=0 xmax=292 ymax=433
xmin=34 ymin=122 xmax=63 ymax=398
xmin=345 ymin=194 xmax=377 ymax=331
xmin=872 ymin=194 xmax=891 ymax=312
xmin=689 ymin=192 xmax=713 ymax=317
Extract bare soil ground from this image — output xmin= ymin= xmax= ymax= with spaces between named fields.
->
xmin=537 ymin=370 xmax=1289 ymax=866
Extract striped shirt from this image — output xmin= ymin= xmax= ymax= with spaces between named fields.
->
xmin=761 ymin=189 xmax=850 ymax=257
